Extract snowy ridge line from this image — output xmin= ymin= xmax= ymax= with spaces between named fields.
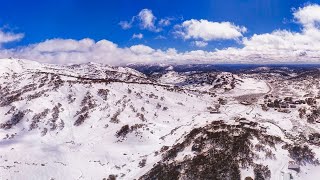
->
xmin=27 ymin=70 xmax=152 ymax=83
xmin=24 ymin=70 xmax=217 ymax=96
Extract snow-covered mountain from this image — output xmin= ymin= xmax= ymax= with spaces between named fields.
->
xmin=0 ymin=58 xmax=320 ymax=180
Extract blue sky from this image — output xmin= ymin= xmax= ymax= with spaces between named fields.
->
xmin=0 ymin=0 xmax=313 ymax=49
xmin=0 ymin=0 xmax=320 ymax=64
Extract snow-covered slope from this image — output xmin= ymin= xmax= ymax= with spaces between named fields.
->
xmin=0 ymin=58 xmax=320 ymax=180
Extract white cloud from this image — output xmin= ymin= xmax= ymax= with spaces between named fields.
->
xmin=130 ymin=44 xmax=154 ymax=54
xmin=119 ymin=21 xmax=133 ymax=30
xmin=159 ymin=17 xmax=182 ymax=27
xmin=132 ymin=33 xmax=143 ymax=39
xmin=155 ymin=35 xmax=166 ymax=40
xmin=174 ymin=19 xmax=247 ymax=41
xmin=1 ymin=29 xmax=320 ymax=65
xmin=0 ymin=30 xmax=24 ymax=46
xmin=31 ymin=38 xmax=94 ymax=52
xmin=138 ymin=9 xmax=161 ymax=32
xmin=210 ymin=4 xmax=320 ymax=63
xmin=0 ymin=38 xmax=165 ymax=65
xmin=192 ymin=41 xmax=208 ymax=47
xmin=158 ymin=18 xmax=171 ymax=27
xmin=293 ymin=4 xmax=320 ymax=29
xmin=119 ymin=9 xmax=161 ymax=32
xmin=0 ymin=38 xmax=210 ymax=64
xmin=210 ymin=29 xmax=320 ymax=63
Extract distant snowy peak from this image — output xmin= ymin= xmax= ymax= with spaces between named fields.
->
xmin=0 ymin=58 xmax=42 ymax=74
xmin=66 ymin=61 xmax=146 ymax=77
xmin=0 ymin=58 xmax=148 ymax=82
xmin=253 ymin=66 xmax=271 ymax=71
xmin=165 ymin=65 xmax=174 ymax=71
xmin=158 ymin=71 xmax=186 ymax=85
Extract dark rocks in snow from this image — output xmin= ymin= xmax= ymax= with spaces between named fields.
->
xmin=286 ymin=145 xmax=319 ymax=165
xmin=138 ymin=159 xmax=147 ymax=168
xmin=0 ymin=111 xmax=25 ymax=129
xmin=254 ymin=164 xmax=271 ymax=180
xmin=116 ymin=125 xmax=130 ymax=138
xmin=141 ymin=121 xmax=281 ymax=180
xmin=98 ymin=89 xmax=109 ymax=100
xmin=30 ymin=108 xmax=50 ymax=130
xmin=74 ymin=92 xmax=97 ymax=126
